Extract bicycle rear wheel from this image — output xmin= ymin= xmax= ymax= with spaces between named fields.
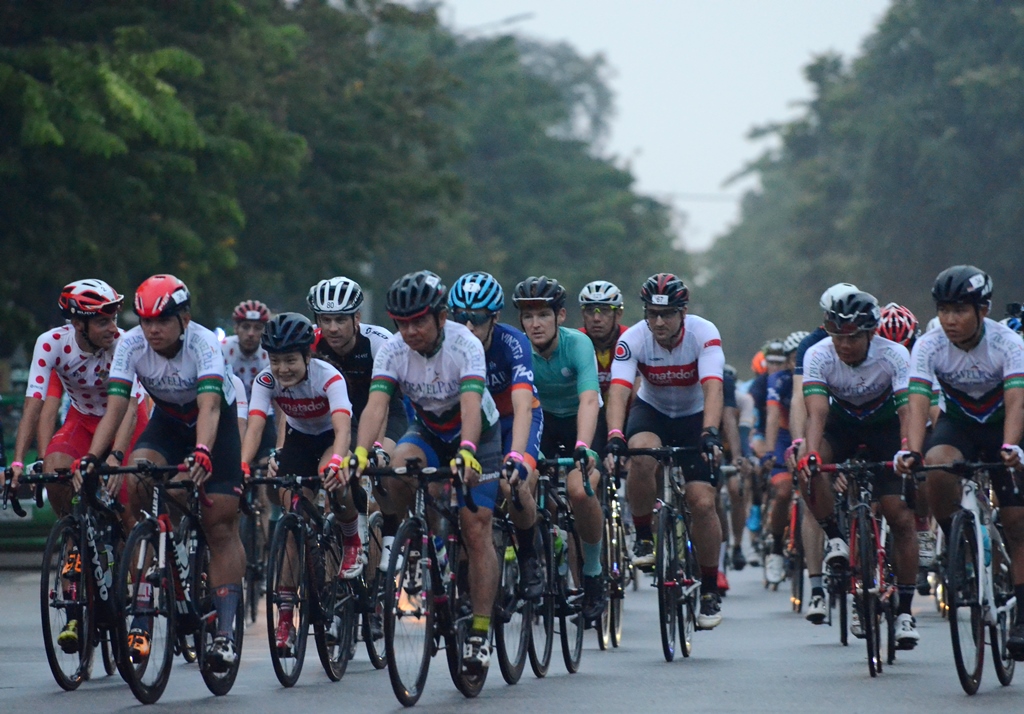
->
xmin=991 ymin=542 xmax=1016 ymax=686
xmin=558 ymin=521 xmax=584 ymax=673
xmin=314 ymin=525 xmax=356 ymax=682
xmin=656 ymin=506 xmax=679 ymax=662
xmin=947 ymin=510 xmax=984 ymax=695
xmin=116 ymin=519 xmax=175 ymax=704
xmin=528 ymin=521 xmax=555 ymax=678
xmin=383 ymin=519 xmax=433 ymax=706
xmin=266 ymin=513 xmax=309 ymax=687
xmin=362 ymin=510 xmax=387 ymax=670
xmin=40 ymin=516 xmax=94 ymax=690
xmin=494 ymin=527 xmax=531 ymax=684
xmin=196 ymin=534 xmax=244 ymax=696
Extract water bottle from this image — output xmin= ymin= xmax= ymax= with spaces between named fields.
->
xmin=434 ymin=536 xmax=448 ymax=575
xmin=554 ymin=527 xmax=568 ymax=577
xmin=316 ymin=488 xmax=327 ymax=510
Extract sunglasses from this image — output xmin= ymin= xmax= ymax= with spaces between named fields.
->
xmin=644 ymin=308 xmax=681 ymax=322
xmin=452 ymin=310 xmax=494 ymax=326
xmin=824 ymin=321 xmax=865 ymax=337
xmin=582 ymin=305 xmax=621 ymax=316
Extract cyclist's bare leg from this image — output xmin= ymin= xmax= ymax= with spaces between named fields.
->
xmin=625 ymin=431 xmax=660 ymax=521
xmin=372 ymin=442 xmax=424 ymax=517
xmin=566 ymin=466 xmax=603 ymax=543
xmin=879 ymin=494 xmax=916 ymax=586
xmin=460 ymin=505 xmax=498 ymax=621
xmin=41 ymin=451 xmax=74 ymax=518
xmin=727 ymin=473 xmax=745 ymax=549
xmin=768 ymin=475 xmax=792 ymax=543
xmin=800 ymin=441 xmax=836 ymax=522
xmin=202 ymin=495 xmax=245 ymax=589
xmin=802 ymin=509 xmax=825 ymax=576
xmin=124 ymin=448 xmax=168 ymax=534
xmin=998 ymin=507 xmax=1024 ymax=584
xmin=685 ymin=481 xmax=723 ymax=570
xmin=498 ymin=469 xmax=537 ymax=530
xmin=923 ymin=444 xmax=964 ymax=527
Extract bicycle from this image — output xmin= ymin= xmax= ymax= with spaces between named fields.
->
xmin=825 ymin=483 xmax=851 ymax=646
xmin=491 ymin=465 xmax=533 ymax=684
xmin=238 ymin=472 xmax=270 ymax=625
xmin=3 ymin=463 xmax=126 ymax=689
xmin=913 ymin=461 xmax=1018 ymax=695
xmin=114 ymin=462 xmax=245 ymax=703
xmin=598 ymin=460 xmax=630 ymax=649
xmin=785 ymin=470 xmax=805 ymax=613
xmin=250 ymin=473 xmax=356 ymax=687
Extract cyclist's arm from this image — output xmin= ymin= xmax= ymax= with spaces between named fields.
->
xmin=275 ymin=409 xmax=286 ymax=450
xmin=85 ymin=394 xmax=130 ymax=458
xmin=330 ymin=409 xmax=352 ymax=460
xmin=576 ymin=389 xmax=599 ymax=448
xmin=459 ymin=390 xmax=483 ymax=449
xmin=764 ymin=400 xmax=781 ymax=455
xmin=905 ymin=392 xmax=932 ymax=454
xmin=110 ymin=397 xmax=140 ymax=459
xmin=509 ymin=388 xmax=535 ymax=457
xmin=12 ymin=396 xmax=44 ymax=469
xmin=722 ymin=404 xmax=742 ymax=464
xmin=240 ymin=412 xmax=267 ymax=467
xmin=194 ymin=391 xmax=221 ymax=453
xmin=802 ymin=393 xmax=829 ymax=456
xmin=1004 ymin=386 xmax=1024 ymax=447
xmin=702 ymin=378 xmax=724 ymax=432
xmin=605 ymin=383 xmax=631 ymax=435
xmin=37 ymin=395 xmax=62 ymax=457
xmin=789 ymin=375 xmax=806 ymax=440
xmin=356 ymin=390 xmax=390 ymax=452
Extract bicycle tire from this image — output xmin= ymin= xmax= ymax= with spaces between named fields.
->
xmin=265 ymin=513 xmax=309 ymax=687
xmin=883 ymin=529 xmax=897 ymax=666
xmin=948 ymin=509 xmax=984 ymax=695
xmin=100 ymin=627 xmax=118 ymax=677
xmin=609 ymin=519 xmax=626 ymax=648
xmin=677 ymin=512 xmax=697 ymax=658
xmin=40 ymin=516 xmax=94 ymax=690
xmin=788 ymin=500 xmax=805 ymax=613
xmin=494 ymin=527 xmax=530 ymax=684
xmin=597 ymin=517 xmax=613 ymax=651
xmin=384 ymin=519 xmax=433 ymax=706
xmin=314 ymin=525 xmax=356 ymax=682
xmin=362 ymin=510 xmax=387 ymax=670
xmin=852 ymin=511 xmax=881 ymax=677
xmin=197 ymin=534 xmax=244 ymax=697
xmin=116 ymin=519 xmax=175 ymax=704
xmin=559 ymin=520 xmax=585 ymax=673
xmin=656 ymin=506 xmax=679 ymax=662
xmin=528 ymin=520 xmax=555 ymax=678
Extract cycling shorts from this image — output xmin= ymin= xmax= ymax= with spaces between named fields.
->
xmin=397 ymin=422 xmax=502 ymax=511
xmin=823 ymin=414 xmax=903 ymax=498
xmin=46 ymin=404 xmax=149 ymax=461
xmin=499 ymin=407 xmax=543 ymax=470
xmin=256 ymin=417 xmax=277 ymax=462
xmin=132 ymin=405 xmax=243 ymax=497
xmin=277 ymin=426 xmax=334 ymax=479
xmin=926 ymin=415 xmax=1024 ymax=507
xmin=625 ymin=398 xmax=716 ymax=485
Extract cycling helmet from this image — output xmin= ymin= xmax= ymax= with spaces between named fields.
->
xmin=261 ymin=312 xmax=315 ymax=353
xmin=578 ymin=280 xmax=623 ymax=308
xmin=751 ymin=351 xmax=767 ymax=375
xmin=823 ymin=290 xmax=881 ymax=334
xmin=307 ymin=276 xmax=364 ymax=315
xmin=232 ymin=299 xmax=270 ymax=323
xmin=640 ymin=273 xmax=689 ymax=308
xmin=449 ymin=272 xmax=504 ymax=312
xmin=782 ymin=331 xmax=810 ymax=355
xmin=723 ymin=363 xmax=738 ymax=380
xmin=512 ymin=276 xmax=566 ymax=311
xmin=133 ymin=275 xmax=190 ymax=318
xmin=59 ymin=279 xmax=124 ymax=319
xmin=931 ymin=265 xmax=992 ymax=306
xmin=763 ymin=339 xmax=786 ymax=364
xmin=1000 ymin=316 xmax=1023 ymax=335
xmin=819 ymin=282 xmax=859 ymax=311
xmin=877 ymin=303 xmax=918 ymax=346
xmin=386 ymin=270 xmax=447 ymax=320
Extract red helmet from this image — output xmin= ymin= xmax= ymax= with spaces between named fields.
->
xmin=58 ymin=279 xmax=124 ymax=318
xmin=232 ymin=299 xmax=270 ymax=323
xmin=877 ymin=302 xmax=919 ymax=347
xmin=640 ymin=273 xmax=689 ymax=308
xmin=134 ymin=274 xmax=191 ymax=318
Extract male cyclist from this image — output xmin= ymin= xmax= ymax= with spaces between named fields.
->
xmin=81 ymin=274 xmax=245 ymax=670
xmin=578 ymin=280 xmax=628 ymax=454
xmin=605 ymin=273 xmax=726 ymax=628
xmin=896 ymin=265 xmax=1024 ymax=658
xmin=448 ymin=272 xmax=544 ymax=598
xmin=513 ymin=276 xmax=607 ymax=624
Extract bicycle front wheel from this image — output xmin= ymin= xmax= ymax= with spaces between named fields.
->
xmin=558 ymin=522 xmax=584 ymax=673
xmin=494 ymin=527 xmax=531 ymax=684
xmin=40 ymin=516 xmax=94 ymax=690
xmin=528 ymin=521 xmax=555 ymax=678
xmin=609 ymin=518 xmax=626 ymax=648
xmin=852 ymin=511 xmax=881 ymax=677
xmin=991 ymin=541 xmax=1016 ymax=686
xmin=362 ymin=510 xmax=388 ymax=670
xmin=383 ymin=519 xmax=433 ymax=706
xmin=948 ymin=510 xmax=984 ymax=695
xmin=266 ymin=513 xmax=309 ymax=687
xmin=656 ymin=506 xmax=679 ymax=662
xmin=315 ymin=527 xmax=356 ymax=682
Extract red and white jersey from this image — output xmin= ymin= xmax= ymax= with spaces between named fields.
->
xmin=248 ymin=359 xmax=352 ymax=435
xmin=26 ymin=325 xmax=144 ymax=416
xmin=231 ymin=374 xmax=249 ymax=421
xmin=610 ymin=315 xmax=725 ymax=418
xmin=221 ymin=335 xmax=269 ymax=398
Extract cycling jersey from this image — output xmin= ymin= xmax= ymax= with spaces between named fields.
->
xmin=532 ymin=326 xmax=601 ymax=418
xmin=26 ymin=325 xmax=144 ymax=415
xmin=610 ymin=315 xmax=725 ymax=419
xmin=793 ymin=327 xmax=828 ymax=378
xmin=221 ymin=335 xmax=269 ymax=398
xmin=370 ymin=321 xmax=498 ymax=442
xmin=108 ymin=322 xmax=236 ymax=425
xmin=803 ymin=335 xmax=910 ymax=425
xmin=580 ymin=324 xmax=628 ymax=396
xmin=908 ymin=319 xmax=1024 ymax=424
xmin=231 ymin=374 xmax=248 ymax=421
xmin=313 ymin=322 xmax=392 ymax=418
xmin=485 ymin=323 xmax=540 ymax=417
xmin=249 ymin=359 xmax=352 ymax=436
xmin=766 ymin=369 xmax=794 ymax=430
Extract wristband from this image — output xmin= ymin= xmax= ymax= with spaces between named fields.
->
xmin=790 ymin=438 xmax=804 ymax=447
xmin=241 ymin=462 xmax=250 ymax=477
xmin=575 ymin=440 xmax=589 ymax=451
xmin=460 ymin=440 xmax=477 ymax=453
xmin=1004 ymin=443 xmax=1020 ymax=450
xmin=607 ymin=429 xmax=624 ymax=440
xmin=195 ymin=443 xmax=211 ymax=453
xmin=506 ymin=451 xmax=524 ymax=463
xmin=10 ymin=461 xmax=23 ymax=470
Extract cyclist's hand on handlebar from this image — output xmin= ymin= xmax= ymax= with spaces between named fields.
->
xmin=605 ymin=431 xmax=627 ymax=461
xmin=573 ymin=442 xmax=598 ymax=473
xmin=321 ymin=453 xmax=345 ymax=491
xmin=784 ymin=439 xmax=803 ymax=471
xmin=503 ymin=452 xmax=527 ymax=487
xmin=894 ymin=450 xmax=922 ymax=476
xmin=5 ymin=462 xmax=24 ymax=491
xmin=1002 ymin=443 xmax=1024 ymax=469
xmin=267 ymin=450 xmax=279 ymax=478
xmin=71 ymin=453 xmax=100 ymax=493
xmin=103 ymin=453 xmax=125 ymax=496
xmin=700 ymin=427 xmax=723 ymax=465
xmin=452 ymin=447 xmax=482 ymax=489
xmin=189 ymin=445 xmax=212 ymax=486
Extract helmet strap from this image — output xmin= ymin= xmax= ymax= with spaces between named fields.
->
xmin=177 ymin=314 xmax=186 ymax=341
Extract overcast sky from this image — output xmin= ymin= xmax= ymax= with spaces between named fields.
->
xmin=437 ymin=0 xmax=891 ymax=251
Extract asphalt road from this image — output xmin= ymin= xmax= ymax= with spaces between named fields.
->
xmin=1 ymin=562 xmax=1021 ymax=712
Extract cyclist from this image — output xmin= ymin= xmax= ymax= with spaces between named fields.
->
xmin=513 ymin=276 xmax=607 ymax=624
xmin=344 ymin=270 xmax=502 ymax=674
xmin=719 ymin=363 xmax=747 ymax=588
xmin=605 ymin=273 xmax=726 ymax=628
xmin=798 ymin=290 xmax=920 ymax=647
xmin=578 ymin=280 xmax=628 ymax=455
xmin=223 ymin=299 xmax=274 ymax=457
xmin=448 ymin=272 xmax=544 ymax=598
xmin=896 ymin=265 xmax=1024 ymax=658
xmin=80 ymin=274 xmax=245 ymax=670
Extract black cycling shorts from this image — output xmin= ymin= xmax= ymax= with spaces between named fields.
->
xmin=277 ymin=426 xmax=335 ymax=478
xmin=397 ymin=421 xmax=503 ymax=510
xmin=133 ymin=403 xmax=243 ymax=496
xmin=625 ymin=398 xmax=715 ymax=485
xmin=822 ymin=414 xmax=903 ymax=498
xmin=927 ymin=415 xmax=1024 ymax=507
xmin=540 ymin=412 xmax=578 ymax=460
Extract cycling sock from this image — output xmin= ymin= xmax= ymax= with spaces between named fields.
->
xmin=516 ymin=526 xmax=537 ymax=559
xmin=582 ymin=539 xmax=603 ymax=577
xmin=340 ymin=517 xmax=359 ymax=539
xmin=817 ymin=516 xmax=843 ymax=541
xmin=633 ymin=513 xmax=653 ymax=542
xmin=1015 ymin=586 xmax=1024 ymax=623
xmin=213 ymin=583 xmax=242 ymax=639
xmin=701 ymin=567 xmax=718 ymax=595
xmin=809 ymin=574 xmax=823 ymax=591
xmin=898 ymin=585 xmax=915 ymax=615
xmin=278 ymin=586 xmax=297 ymax=617
xmin=471 ymin=614 xmax=491 ymax=637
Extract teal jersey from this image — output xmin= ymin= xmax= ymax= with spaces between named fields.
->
xmin=532 ymin=326 xmax=601 ymax=418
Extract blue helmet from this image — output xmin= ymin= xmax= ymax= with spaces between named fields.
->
xmin=448 ymin=272 xmax=504 ymax=312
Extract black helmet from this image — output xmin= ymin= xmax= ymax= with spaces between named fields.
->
xmin=261 ymin=312 xmax=315 ymax=353
xmin=640 ymin=273 xmax=689 ymax=308
xmin=512 ymin=276 xmax=566 ymax=311
xmin=824 ymin=290 xmax=881 ymax=334
xmin=931 ymin=265 xmax=992 ymax=306
xmin=386 ymin=270 xmax=447 ymax=319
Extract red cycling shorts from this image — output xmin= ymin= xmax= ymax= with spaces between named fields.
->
xmin=45 ymin=404 xmax=150 ymax=461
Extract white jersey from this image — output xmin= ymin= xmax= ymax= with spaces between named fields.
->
xmin=109 ymin=322 xmax=235 ymax=425
xmin=249 ymin=359 xmax=352 ymax=435
xmin=610 ymin=315 xmax=725 ymax=418
xmin=370 ymin=321 xmax=498 ymax=441
xmin=26 ymin=325 xmax=144 ymax=416
xmin=231 ymin=374 xmax=248 ymax=421
xmin=802 ymin=336 xmax=910 ymax=423
xmin=221 ymin=335 xmax=269 ymax=398
xmin=909 ymin=318 xmax=1024 ymax=424
xmin=737 ymin=390 xmax=755 ymax=430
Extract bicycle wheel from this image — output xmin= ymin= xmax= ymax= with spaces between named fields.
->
xmin=315 ymin=526 xmax=356 ymax=681
xmin=559 ymin=521 xmax=584 ymax=673
xmin=192 ymin=535 xmax=244 ymax=697
xmin=596 ymin=517 xmax=613 ymax=651
xmin=362 ymin=510 xmax=387 ymax=670
xmin=656 ymin=506 xmax=679 ymax=662
xmin=494 ymin=527 xmax=531 ymax=684
xmin=788 ymin=501 xmax=805 ymax=613
xmin=991 ymin=541 xmax=1016 ymax=686
xmin=883 ymin=530 xmax=897 ymax=666
xmin=383 ymin=519 xmax=433 ymax=707
xmin=265 ymin=513 xmax=309 ymax=687
xmin=115 ymin=519 xmax=175 ymax=704
xmin=40 ymin=516 xmax=94 ymax=690
xmin=852 ymin=512 xmax=881 ymax=677
xmin=241 ymin=509 xmax=266 ymax=626
xmin=528 ymin=520 xmax=555 ymax=678
xmin=609 ymin=518 xmax=626 ymax=648
xmin=676 ymin=513 xmax=698 ymax=657
xmin=100 ymin=626 xmax=118 ymax=677
xmin=828 ymin=565 xmax=849 ymax=646
xmin=947 ymin=510 xmax=984 ymax=694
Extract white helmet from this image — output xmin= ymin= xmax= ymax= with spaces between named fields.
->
xmin=578 ymin=280 xmax=623 ymax=307
xmin=819 ymin=282 xmax=859 ymax=311
xmin=783 ymin=331 xmax=810 ymax=354
xmin=307 ymin=277 xmax=364 ymax=315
